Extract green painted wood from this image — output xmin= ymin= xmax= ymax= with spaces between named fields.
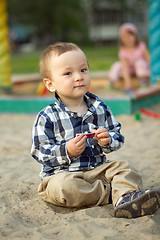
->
xmin=131 ymin=93 xmax=160 ymax=113
xmin=0 ymin=91 xmax=159 ymax=115
xmin=0 ymin=97 xmax=130 ymax=115
xmin=0 ymin=98 xmax=54 ymax=114
xmin=103 ymin=99 xmax=131 ymax=115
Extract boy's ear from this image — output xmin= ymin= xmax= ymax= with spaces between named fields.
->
xmin=43 ymin=78 xmax=55 ymax=92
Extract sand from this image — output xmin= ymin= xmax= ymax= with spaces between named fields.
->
xmin=0 ymin=103 xmax=160 ymax=240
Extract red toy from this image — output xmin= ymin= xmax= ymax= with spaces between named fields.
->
xmin=140 ymin=108 xmax=160 ymax=119
xmin=76 ymin=133 xmax=95 ymax=138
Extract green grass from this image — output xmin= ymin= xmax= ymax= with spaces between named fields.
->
xmin=10 ymin=45 xmax=118 ymax=74
xmin=11 ymin=50 xmax=42 ymax=74
xmin=83 ymin=45 xmax=118 ymax=71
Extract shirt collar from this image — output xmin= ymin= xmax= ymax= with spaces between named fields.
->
xmin=54 ymin=91 xmax=99 ymax=115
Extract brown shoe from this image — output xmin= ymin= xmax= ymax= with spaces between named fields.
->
xmin=114 ymin=189 xmax=160 ymax=218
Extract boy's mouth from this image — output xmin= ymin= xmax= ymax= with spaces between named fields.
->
xmin=74 ymin=84 xmax=85 ymax=88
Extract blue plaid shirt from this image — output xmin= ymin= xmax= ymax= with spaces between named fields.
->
xmin=31 ymin=92 xmax=124 ymax=178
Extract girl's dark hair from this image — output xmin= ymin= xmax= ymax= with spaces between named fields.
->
xmin=119 ymin=30 xmax=140 ymax=47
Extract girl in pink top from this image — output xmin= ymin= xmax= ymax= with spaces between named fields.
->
xmin=108 ymin=23 xmax=150 ymax=93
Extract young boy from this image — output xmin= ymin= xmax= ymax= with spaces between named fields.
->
xmin=31 ymin=42 xmax=160 ymax=218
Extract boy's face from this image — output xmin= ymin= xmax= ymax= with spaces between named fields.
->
xmin=44 ymin=49 xmax=91 ymax=101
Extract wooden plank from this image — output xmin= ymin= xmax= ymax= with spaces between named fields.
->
xmin=1 ymin=83 xmax=160 ymax=115
xmin=0 ymin=97 xmax=130 ymax=115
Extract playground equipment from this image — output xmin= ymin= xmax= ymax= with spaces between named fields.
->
xmin=1 ymin=0 xmax=160 ymax=114
xmin=35 ymin=0 xmax=160 ymax=96
xmin=148 ymin=0 xmax=160 ymax=84
xmin=0 ymin=0 xmax=11 ymax=90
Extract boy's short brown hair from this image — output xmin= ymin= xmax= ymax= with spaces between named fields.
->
xmin=40 ymin=42 xmax=80 ymax=79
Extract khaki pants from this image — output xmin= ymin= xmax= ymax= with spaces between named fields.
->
xmin=38 ymin=160 xmax=142 ymax=207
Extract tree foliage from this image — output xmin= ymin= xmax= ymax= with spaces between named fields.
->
xmin=90 ymin=0 xmax=147 ymax=8
xmin=7 ymin=0 xmax=148 ymax=45
xmin=7 ymin=0 xmax=89 ymax=44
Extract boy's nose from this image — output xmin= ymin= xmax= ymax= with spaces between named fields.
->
xmin=75 ymin=72 xmax=83 ymax=81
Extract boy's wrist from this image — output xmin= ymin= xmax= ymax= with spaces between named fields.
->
xmin=67 ymin=150 xmax=74 ymax=158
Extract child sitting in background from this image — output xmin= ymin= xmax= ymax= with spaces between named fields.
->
xmin=108 ymin=23 xmax=150 ymax=93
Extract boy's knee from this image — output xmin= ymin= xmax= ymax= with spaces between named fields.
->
xmin=50 ymin=171 xmax=82 ymax=192
xmin=38 ymin=172 xmax=73 ymax=206
xmin=46 ymin=172 xmax=85 ymax=207
xmin=48 ymin=172 xmax=73 ymax=192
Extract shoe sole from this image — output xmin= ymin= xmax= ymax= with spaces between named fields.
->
xmin=114 ymin=190 xmax=160 ymax=218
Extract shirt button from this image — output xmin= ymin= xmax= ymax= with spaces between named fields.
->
xmin=92 ymin=145 xmax=94 ymax=148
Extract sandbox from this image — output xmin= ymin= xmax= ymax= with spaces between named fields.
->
xmin=1 ymin=73 xmax=160 ymax=116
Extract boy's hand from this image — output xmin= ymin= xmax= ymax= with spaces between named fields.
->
xmin=92 ymin=128 xmax=110 ymax=146
xmin=67 ymin=134 xmax=87 ymax=158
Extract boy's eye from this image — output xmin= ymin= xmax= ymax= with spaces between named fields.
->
xmin=81 ymin=68 xmax=87 ymax=72
xmin=65 ymin=72 xmax=72 ymax=76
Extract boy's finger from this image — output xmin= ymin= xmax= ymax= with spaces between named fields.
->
xmin=76 ymin=135 xmax=87 ymax=146
xmin=75 ymin=134 xmax=86 ymax=143
xmin=97 ymin=132 xmax=109 ymax=138
xmin=91 ymin=129 xmax=97 ymax=133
